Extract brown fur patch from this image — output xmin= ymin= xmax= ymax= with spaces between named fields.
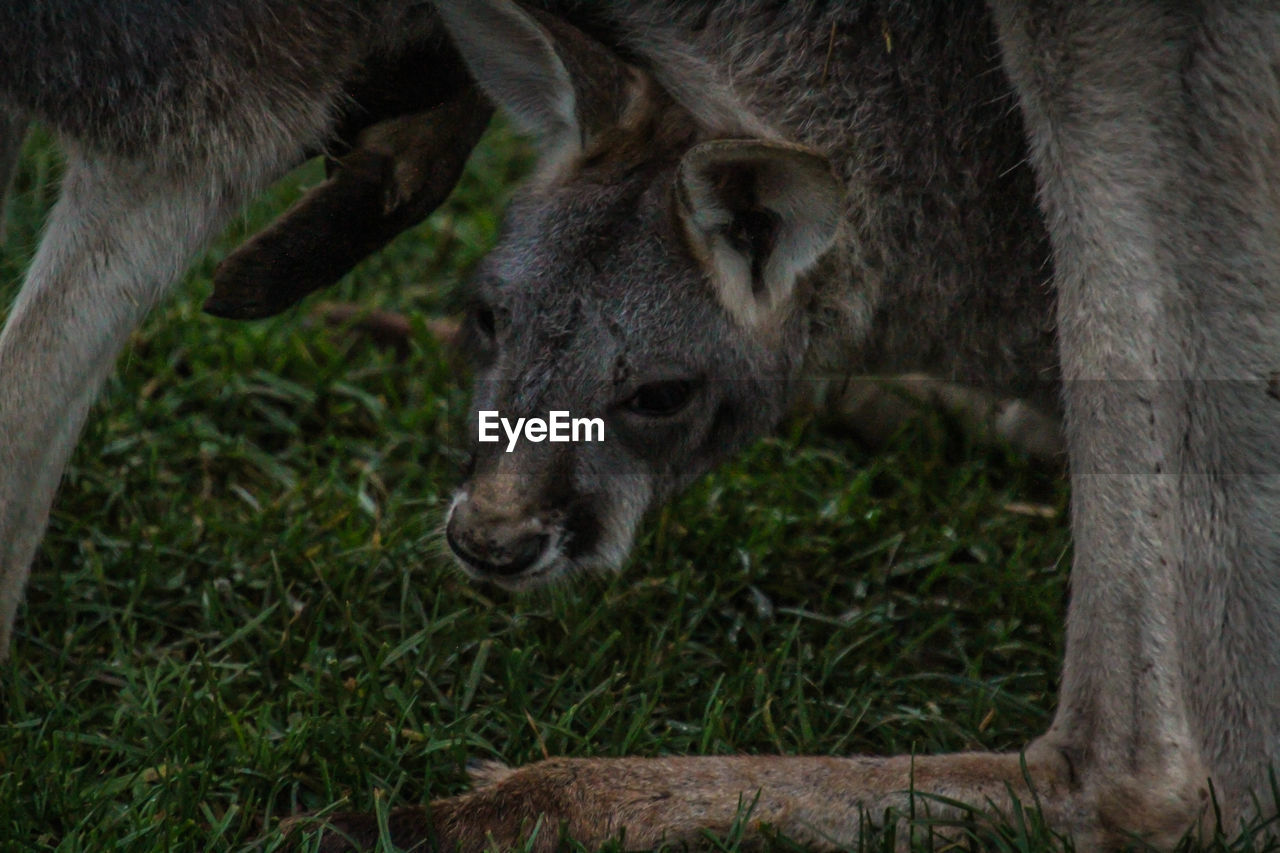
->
xmin=571 ymin=80 xmax=700 ymax=182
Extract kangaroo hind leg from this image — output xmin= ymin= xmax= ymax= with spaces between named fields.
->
xmin=0 ymin=144 xmax=295 ymax=659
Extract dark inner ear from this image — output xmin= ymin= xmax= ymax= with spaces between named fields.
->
xmin=712 ymin=164 xmax=781 ymax=297
xmin=727 ymin=208 xmax=780 ymax=297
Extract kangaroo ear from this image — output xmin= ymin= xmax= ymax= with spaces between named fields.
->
xmin=676 ymin=140 xmax=842 ymax=330
xmin=433 ymin=1 xmax=637 ymax=153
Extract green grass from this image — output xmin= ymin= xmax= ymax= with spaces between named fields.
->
xmin=0 ymin=126 xmax=1259 ymax=851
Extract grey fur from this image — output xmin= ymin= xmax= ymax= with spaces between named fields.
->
xmin=0 ymin=2 xmax=404 ymax=168
xmin=0 ymin=2 xmax=466 ymax=656
xmin=1 ymin=0 xmax=1278 ymax=846
xmin=992 ymin=0 xmax=1280 ymax=835
xmin=425 ymin=0 xmax=1280 ymax=845
xmin=443 ymin=0 xmax=1055 ymax=583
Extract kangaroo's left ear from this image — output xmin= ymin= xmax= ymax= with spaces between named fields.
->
xmin=676 ymin=140 xmax=842 ymax=330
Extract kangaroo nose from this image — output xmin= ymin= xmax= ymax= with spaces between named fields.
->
xmin=446 ymin=499 xmax=549 ymax=578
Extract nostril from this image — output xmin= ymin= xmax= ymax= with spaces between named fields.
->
xmin=499 ymin=533 xmax=549 ymax=576
xmin=446 ymin=518 xmax=550 ymax=579
xmin=444 ymin=522 xmax=476 ymax=563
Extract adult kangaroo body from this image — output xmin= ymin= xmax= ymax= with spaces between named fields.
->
xmin=1 ymin=1 xmax=1276 ymax=848
xmin=317 ymin=3 xmax=1280 ymax=848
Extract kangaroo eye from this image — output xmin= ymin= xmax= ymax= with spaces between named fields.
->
xmin=472 ymin=305 xmax=497 ymax=338
xmin=624 ymin=380 xmax=699 ymax=418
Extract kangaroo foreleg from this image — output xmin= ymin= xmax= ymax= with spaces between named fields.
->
xmin=0 ymin=145 xmax=299 ymax=659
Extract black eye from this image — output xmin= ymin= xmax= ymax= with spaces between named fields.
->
xmin=624 ymin=380 xmax=699 ymax=418
xmin=472 ymin=304 xmax=497 ymax=338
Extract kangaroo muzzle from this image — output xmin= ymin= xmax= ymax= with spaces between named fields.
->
xmin=446 ymin=494 xmax=552 ymax=580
